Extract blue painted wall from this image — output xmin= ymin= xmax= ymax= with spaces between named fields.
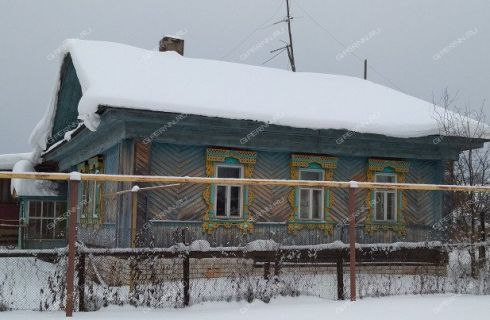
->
xmin=145 ymin=142 xmax=444 ymax=246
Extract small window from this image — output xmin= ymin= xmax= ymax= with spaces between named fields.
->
xmin=374 ymin=173 xmax=397 ymax=222
xmin=27 ymin=201 xmax=67 ymax=240
xmin=298 ymin=169 xmax=324 ymax=220
xmin=78 ymin=156 xmax=104 ymax=223
xmin=214 ymin=164 xmax=243 ymax=218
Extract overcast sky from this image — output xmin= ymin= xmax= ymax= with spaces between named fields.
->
xmin=0 ymin=0 xmax=489 ymax=154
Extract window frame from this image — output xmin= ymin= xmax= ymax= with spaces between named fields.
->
xmin=213 ymin=163 xmax=244 ymax=219
xmin=298 ymin=168 xmax=325 ymax=221
xmin=374 ymin=172 xmax=397 ymax=223
xmin=27 ymin=200 xmax=67 ymax=240
xmin=78 ymin=155 xmax=104 ymax=224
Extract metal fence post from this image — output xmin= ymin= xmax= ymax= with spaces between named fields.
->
xmin=182 ymin=228 xmax=190 ymax=307
xmin=336 ymin=250 xmax=344 ymax=300
xmin=77 ymin=252 xmax=86 ymax=312
xmin=66 ymin=172 xmax=81 ymax=317
xmin=348 ymin=183 xmax=357 ymax=301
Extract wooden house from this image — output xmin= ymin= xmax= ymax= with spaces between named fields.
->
xmin=2 ymin=37 xmax=487 ymax=249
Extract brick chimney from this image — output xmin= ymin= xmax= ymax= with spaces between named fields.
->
xmin=159 ymin=36 xmax=184 ymax=55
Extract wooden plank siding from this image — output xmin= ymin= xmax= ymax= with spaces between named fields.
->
xmin=147 ymin=143 xmax=207 ymax=221
xmin=144 ymin=143 xmax=443 ymax=247
xmin=249 ymin=152 xmax=290 ymax=222
xmin=48 ymin=55 xmax=82 ymax=148
xmin=148 ymin=222 xmax=436 ymax=247
xmin=77 ymin=144 xmax=120 ymax=248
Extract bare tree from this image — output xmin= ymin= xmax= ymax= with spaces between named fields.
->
xmin=434 ymin=89 xmax=489 ymax=276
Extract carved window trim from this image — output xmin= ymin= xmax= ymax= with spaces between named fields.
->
xmin=202 ymin=148 xmax=257 ymax=234
xmin=288 ymin=154 xmax=337 ymax=236
xmin=365 ymin=159 xmax=409 ymax=236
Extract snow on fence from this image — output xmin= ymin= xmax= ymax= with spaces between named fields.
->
xmin=0 ymin=242 xmax=488 ymax=312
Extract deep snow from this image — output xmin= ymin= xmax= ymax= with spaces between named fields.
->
xmin=2 ymin=295 xmax=489 ymax=320
xmin=29 ymin=39 xmax=483 ymax=161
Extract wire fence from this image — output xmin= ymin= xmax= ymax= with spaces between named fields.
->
xmin=0 ymin=172 xmax=489 ymax=315
xmin=0 ymin=242 xmax=488 ymax=312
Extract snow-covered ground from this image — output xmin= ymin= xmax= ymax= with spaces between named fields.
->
xmin=2 ymin=295 xmax=489 ymax=319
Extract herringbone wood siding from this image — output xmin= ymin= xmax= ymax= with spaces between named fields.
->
xmin=148 ymin=143 xmax=206 ymax=221
xmin=331 ymin=157 xmax=368 ymax=224
xmin=405 ymin=160 xmax=440 ymax=225
xmin=249 ymin=152 xmax=290 ymax=222
xmin=146 ymin=144 xmax=442 ymax=244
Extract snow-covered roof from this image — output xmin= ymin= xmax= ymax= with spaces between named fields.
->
xmin=0 ymin=153 xmax=34 ymax=170
xmin=29 ymin=39 xmax=485 ymax=155
xmin=11 ymin=160 xmax=60 ymax=198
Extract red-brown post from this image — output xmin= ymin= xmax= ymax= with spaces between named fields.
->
xmin=66 ymin=173 xmax=81 ymax=317
xmin=348 ymin=184 xmax=357 ymax=301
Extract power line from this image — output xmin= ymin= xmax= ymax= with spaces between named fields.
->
xmin=262 ymin=47 xmax=287 ymax=65
xmin=220 ymin=0 xmax=285 ymax=60
xmin=293 ymin=1 xmax=403 ymax=91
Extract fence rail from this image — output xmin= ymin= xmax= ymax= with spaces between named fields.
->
xmin=0 ymin=171 xmax=488 ymax=316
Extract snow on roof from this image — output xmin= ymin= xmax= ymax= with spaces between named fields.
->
xmin=0 ymin=153 xmax=34 ymax=170
xmin=11 ymin=160 xmax=60 ymax=198
xmin=29 ymin=39 xmax=485 ymax=155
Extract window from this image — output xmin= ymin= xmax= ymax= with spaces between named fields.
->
xmin=298 ymin=169 xmax=324 ymax=220
xmin=374 ymin=173 xmax=397 ymax=222
xmin=28 ymin=201 xmax=67 ymax=240
xmin=214 ymin=164 xmax=243 ymax=218
xmin=78 ymin=155 xmax=104 ymax=223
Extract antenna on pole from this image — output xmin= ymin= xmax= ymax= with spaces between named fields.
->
xmin=364 ymin=59 xmax=367 ymax=80
xmin=265 ymin=0 xmax=296 ymax=71
xmin=285 ymin=0 xmax=296 ymax=71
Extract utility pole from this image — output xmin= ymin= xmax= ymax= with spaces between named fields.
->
xmin=364 ymin=59 xmax=367 ymax=80
xmin=267 ymin=0 xmax=296 ymax=71
xmin=285 ymin=0 xmax=296 ymax=72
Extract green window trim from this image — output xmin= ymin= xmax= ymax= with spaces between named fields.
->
xmin=202 ymin=148 xmax=257 ymax=234
xmin=365 ymin=159 xmax=409 ymax=236
xmin=288 ymin=154 xmax=338 ymax=236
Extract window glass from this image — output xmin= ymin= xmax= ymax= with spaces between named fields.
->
xmin=299 ymin=189 xmax=310 ymax=219
xmin=300 ymin=170 xmax=322 ymax=181
xmin=55 ymin=202 xmax=67 ymax=219
xmin=42 ymin=220 xmax=53 ymax=239
xmin=28 ymin=201 xmax=67 ymax=240
xmin=217 ymin=166 xmax=241 ymax=179
xmin=28 ymin=219 xmax=42 ymax=239
xmin=298 ymin=169 xmax=325 ymax=220
xmin=312 ymin=189 xmax=322 ymax=219
xmin=387 ymin=192 xmax=396 ymax=221
xmin=373 ymin=173 xmax=397 ymax=222
xmin=229 ymin=186 xmax=241 ymax=217
xmin=214 ymin=165 xmax=243 ymax=218
xmin=375 ymin=174 xmax=396 ymax=184
xmin=375 ymin=191 xmax=385 ymax=221
xmin=29 ymin=202 xmax=42 ymax=217
xmin=43 ymin=202 xmax=55 ymax=218
xmin=54 ymin=219 xmax=66 ymax=239
xmin=216 ymin=186 xmax=227 ymax=216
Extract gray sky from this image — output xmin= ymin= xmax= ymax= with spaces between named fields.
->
xmin=0 ymin=0 xmax=489 ymax=154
